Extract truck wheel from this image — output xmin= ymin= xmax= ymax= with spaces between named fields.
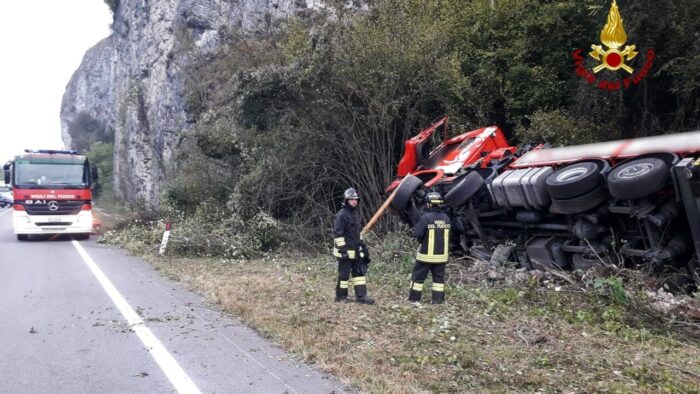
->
xmin=546 ymin=161 xmax=603 ymax=199
xmin=390 ymin=174 xmax=423 ymax=211
xmin=550 ymin=184 xmax=607 ymax=214
xmin=445 ymin=171 xmax=484 ymax=209
xmin=75 ymin=233 xmax=90 ymax=241
xmin=17 ymin=234 xmax=28 ymax=241
xmin=607 ymin=157 xmax=669 ymax=200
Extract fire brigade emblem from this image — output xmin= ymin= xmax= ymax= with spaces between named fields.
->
xmin=589 ymin=0 xmax=637 ymax=73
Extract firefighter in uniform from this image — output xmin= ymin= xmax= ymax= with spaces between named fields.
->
xmin=409 ymin=192 xmax=451 ymax=304
xmin=332 ymin=188 xmax=375 ymax=304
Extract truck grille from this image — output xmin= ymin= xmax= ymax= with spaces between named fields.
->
xmin=23 ymin=201 xmax=84 ymax=216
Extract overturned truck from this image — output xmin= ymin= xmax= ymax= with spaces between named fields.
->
xmin=387 ymin=117 xmax=700 ymax=289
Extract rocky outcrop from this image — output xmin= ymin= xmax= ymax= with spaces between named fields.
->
xmin=62 ymin=0 xmax=359 ymax=206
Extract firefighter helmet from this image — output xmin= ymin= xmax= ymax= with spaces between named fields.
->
xmin=344 ymin=187 xmax=359 ymax=200
xmin=427 ymin=191 xmax=444 ymax=206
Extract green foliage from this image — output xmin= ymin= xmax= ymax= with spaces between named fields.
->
xmin=593 ymin=276 xmax=628 ymax=304
xmin=67 ymin=112 xmax=113 ymax=152
xmin=68 ymin=111 xmax=114 ymax=200
xmin=160 ymin=0 xmax=700 ymax=251
xmin=515 ymin=108 xmax=618 ymax=146
xmin=85 ymin=142 xmax=114 ymax=198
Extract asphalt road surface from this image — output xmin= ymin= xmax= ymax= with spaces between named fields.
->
xmin=0 ymin=207 xmax=347 ymax=393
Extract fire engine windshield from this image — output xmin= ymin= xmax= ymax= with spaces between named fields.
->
xmin=14 ymin=162 xmax=88 ymax=188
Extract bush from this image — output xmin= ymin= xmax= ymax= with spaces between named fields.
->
xmin=68 ymin=112 xmax=113 ymax=152
xmin=102 ymin=199 xmax=287 ymax=259
xmin=515 ymin=108 xmax=619 ymax=146
xmin=85 ymin=141 xmax=114 ymax=199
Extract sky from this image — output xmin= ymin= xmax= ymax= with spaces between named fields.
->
xmin=0 ymin=1 xmax=113 ymax=165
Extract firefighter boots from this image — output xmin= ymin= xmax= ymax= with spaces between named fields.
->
xmin=431 ymin=291 xmax=445 ymax=304
xmin=431 ymin=283 xmax=445 ymax=304
xmin=336 ymin=279 xmax=349 ymax=301
xmin=408 ymin=281 xmax=423 ymax=302
xmin=353 ymin=277 xmax=375 ymax=305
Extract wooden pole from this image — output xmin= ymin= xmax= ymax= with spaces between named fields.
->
xmin=361 ymin=178 xmax=406 ymax=237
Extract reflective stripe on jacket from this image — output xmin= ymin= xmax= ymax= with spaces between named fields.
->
xmin=332 ymin=205 xmax=361 ymax=259
xmin=413 ymin=210 xmax=451 ymax=263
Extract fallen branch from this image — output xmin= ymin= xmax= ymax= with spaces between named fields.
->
xmin=548 ymin=269 xmax=577 ymax=286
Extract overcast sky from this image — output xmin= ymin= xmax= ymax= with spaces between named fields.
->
xmin=0 ymin=1 xmax=112 ymax=164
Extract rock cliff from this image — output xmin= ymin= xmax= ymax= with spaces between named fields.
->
xmin=62 ymin=0 xmax=356 ymax=206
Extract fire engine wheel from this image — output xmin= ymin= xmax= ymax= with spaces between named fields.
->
xmin=390 ymin=174 xmax=423 ymax=212
xmin=445 ymin=171 xmax=485 ymax=209
xmin=546 ymin=161 xmax=603 ymax=199
xmin=75 ymin=233 xmax=90 ymax=240
xmin=550 ymin=184 xmax=607 ymax=215
xmin=607 ymin=157 xmax=669 ymax=200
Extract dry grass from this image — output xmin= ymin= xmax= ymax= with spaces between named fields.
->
xmin=142 ymin=254 xmax=700 ymax=394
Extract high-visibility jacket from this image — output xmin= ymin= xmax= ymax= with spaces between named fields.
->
xmin=332 ymin=205 xmax=361 ymax=260
xmin=413 ymin=210 xmax=451 ymax=263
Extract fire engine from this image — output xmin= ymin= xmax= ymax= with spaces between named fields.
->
xmin=3 ymin=150 xmax=98 ymax=240
xmin=387 ymin=117 xmax=700 ymax=289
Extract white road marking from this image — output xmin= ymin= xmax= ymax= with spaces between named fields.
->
xmin=145 ymin=278 xmax=299 ymax=394
xmin=71 ymin=240 xmax=201 ymax=394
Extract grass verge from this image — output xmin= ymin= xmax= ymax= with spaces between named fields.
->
xmin=127 ymin=246 xmax=700 ymax=393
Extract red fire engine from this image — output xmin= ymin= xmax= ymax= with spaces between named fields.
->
xmin=3 ymin=150 xmax=98 ymax=240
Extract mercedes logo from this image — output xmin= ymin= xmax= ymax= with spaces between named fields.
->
xmin=48 ymin=201 xmax=59 ymax=211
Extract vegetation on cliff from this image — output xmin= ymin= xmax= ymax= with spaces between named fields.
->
xmin=143 ymin=0 xmax=700 ymax=253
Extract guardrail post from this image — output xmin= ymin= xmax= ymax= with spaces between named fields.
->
xmin=158 ymin=222 xmax=172 ymax=256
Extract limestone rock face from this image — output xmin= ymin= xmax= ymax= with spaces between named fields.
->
xmin=61 ymin=0 xmax=356 ymax=206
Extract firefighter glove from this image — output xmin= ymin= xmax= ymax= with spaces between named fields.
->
xmin=360 ymin=244 xmax=371 ymax=264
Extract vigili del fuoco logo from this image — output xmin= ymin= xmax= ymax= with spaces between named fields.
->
xmin=572 ymin=0 xmax=655 ymax=91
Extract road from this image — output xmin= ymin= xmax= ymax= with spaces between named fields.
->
xmin=0 ymin=207 xmax=346 ymax=394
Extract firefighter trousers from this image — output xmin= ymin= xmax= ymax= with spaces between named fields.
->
xmin=408 ymin=262 xmax=446 ymax=303
xmin=336 ymin=258 xmax=368 ymax=300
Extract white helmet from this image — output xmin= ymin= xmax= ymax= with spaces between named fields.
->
xmin=344 ymin=187 xmax=359 ymax=200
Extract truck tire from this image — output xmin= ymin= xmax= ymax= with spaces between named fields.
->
xmin=390 ymin=174 xmax=423 ymax=211
xmin=546 ymin=161 xmax=603 ymax=199
xmin=550 ymin=184 xmax=607 ymax=215
xmin=607 ymin=157 xmax=669 ymax=200
xmin=445 ymin=171 xmax=484 ymax=209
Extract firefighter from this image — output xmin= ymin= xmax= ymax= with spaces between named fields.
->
xmin=409 ymin=191 xmax=451 ymax=304
xmin=332 ymin=187 xmax=375 ymax=304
